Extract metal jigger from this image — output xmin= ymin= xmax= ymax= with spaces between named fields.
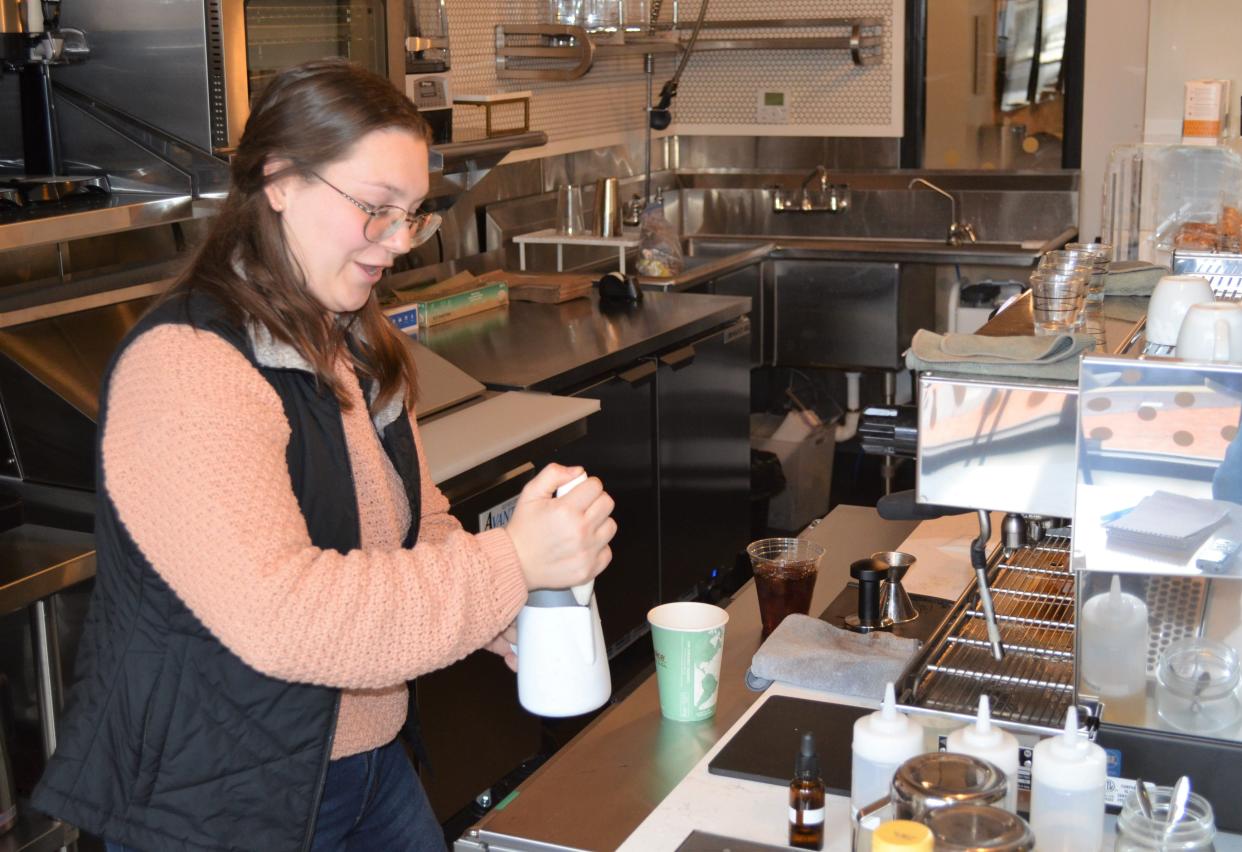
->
xmin=873 ymin=550 xmax=919 ymax=624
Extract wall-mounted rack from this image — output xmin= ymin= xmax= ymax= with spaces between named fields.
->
xmin=495 ymin=17 xmax=884 ymax=81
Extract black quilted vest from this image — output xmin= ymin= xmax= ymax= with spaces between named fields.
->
xmin=32 ymin=293 xmax=423 ymax=852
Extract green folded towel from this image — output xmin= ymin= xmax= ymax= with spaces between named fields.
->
xmin=906 ymin=329 xmax=1096 ymax=381
xmin=1104 ymin=261 xmax=1169 ymax=295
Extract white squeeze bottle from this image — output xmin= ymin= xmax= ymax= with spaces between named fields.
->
xmin=1080 ymin=574 xmax=1148 ymax=699
xmin=1029 ymin=706 xmax=1106 ymax=852
xmin=945 ymin=695 xmax=1020 ymax=813
xmin=851 ymin=683 xmax=925 ymax=815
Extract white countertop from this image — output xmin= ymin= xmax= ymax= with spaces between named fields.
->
xmin=619 ymin=514 xmax=1242 ymax=851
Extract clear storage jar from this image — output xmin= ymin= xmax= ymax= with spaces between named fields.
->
xmin=1116 ymin=786 xmax=1215 ymax=851
xmin=1155 ymin=638 xmax=1241 ymax=734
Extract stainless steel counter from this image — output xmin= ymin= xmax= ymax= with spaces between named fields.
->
xmin=636 ymin=243 xmax=773 ymax=293
xmin=456 ymin=506 xmax=918 ymax=852
xmin=0 ymin=525 xmax=95 ymax=618
xmin=420 ymin=291 xmax=751 ymax=392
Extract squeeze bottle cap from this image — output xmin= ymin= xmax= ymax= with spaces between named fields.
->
xmin=871 ymin=683 xmax=910 ymax=734
xmin=853 ymin=683 xmax=925 ymax=763
xmin=959 ymin=694 xmax=1003 ymax=749
xmin=1088 ymin=575 xmax=1145 ymax=625
xmin=1033 ymin=705 xmax=1107 ymax=791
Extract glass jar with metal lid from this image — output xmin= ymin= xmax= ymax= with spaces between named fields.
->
xmin=890 ymin=753 xmax=1008 ymax=821
xmin=924 ymin=804 xmax=1035 ymax=851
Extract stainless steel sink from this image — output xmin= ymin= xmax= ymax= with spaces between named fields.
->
xmin=683 ymin=231 xmax=1071 ymax=267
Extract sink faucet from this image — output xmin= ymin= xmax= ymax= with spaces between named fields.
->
xmin=908 ymin=177 xmax=978 ymax=247
xmin=772 ymin=165 xmax=849 ymax=213
xmin=800 ymin=165 xmax=829 ymax=205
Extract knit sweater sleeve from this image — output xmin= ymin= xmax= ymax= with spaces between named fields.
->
xmin=101 ymin=324 xmax=528 ymax=690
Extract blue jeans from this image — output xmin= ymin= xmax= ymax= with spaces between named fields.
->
xmin=106 ymin=738 xmax=444 ymax=851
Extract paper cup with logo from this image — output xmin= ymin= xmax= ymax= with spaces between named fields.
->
xmin=647 ymin=602 xmax=728 ymax=721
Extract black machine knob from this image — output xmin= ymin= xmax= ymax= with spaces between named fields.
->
xmin=849 ymin=557 xmax=888 ymax=631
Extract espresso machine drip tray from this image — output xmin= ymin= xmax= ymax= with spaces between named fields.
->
xmin=901 ymin=536 xmax=1078 ymax=731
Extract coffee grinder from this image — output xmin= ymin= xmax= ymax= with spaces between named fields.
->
xmin=404 ymin=0 xmax=452 ymax=144
xmin=1 ymin=0 xmax=100 ymax=201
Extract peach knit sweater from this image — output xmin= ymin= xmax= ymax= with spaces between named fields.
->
xmin=102 ymin=324 xmax=527 ymax=758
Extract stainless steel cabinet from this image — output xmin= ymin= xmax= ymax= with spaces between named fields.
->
xmin=655 ymin=318 xmax=751 ymax=604
xmin=556 ymin=365 xmax=660 ymax=655
xmin=771 ymin=259 xmax=935 ymax=370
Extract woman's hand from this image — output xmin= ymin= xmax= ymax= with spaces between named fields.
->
xmin=483 ymin=623 xmax=519 ymax=672
xmin=505 ymin=463 xmax=616 ymax=593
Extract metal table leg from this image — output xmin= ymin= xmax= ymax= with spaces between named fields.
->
xmin=29 ymin=598 xmax=62 ymax=759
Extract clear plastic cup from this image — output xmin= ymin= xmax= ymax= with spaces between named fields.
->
xmin=746 ymin=537 xmax=825 ymax=639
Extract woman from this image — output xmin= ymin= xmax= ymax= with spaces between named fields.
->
xmin=32 ymin=59 xmax=616 ymax=852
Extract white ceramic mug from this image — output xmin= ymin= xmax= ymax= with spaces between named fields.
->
xmin=1176 ymin=301 xmax=1242 ymax=363
xmin=1147 ymin=274 xmax=1215 ymax=346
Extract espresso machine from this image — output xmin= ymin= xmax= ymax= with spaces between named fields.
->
xmin=886 ymin=293 xmax=1242 ymax=831
xmin=0 ymin=0 xmax=100 ymax=203
xmin=404 ymin=0 xmax=452 ymax=144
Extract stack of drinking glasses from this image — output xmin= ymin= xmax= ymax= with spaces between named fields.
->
xmin=1030 ymin=242 xmax=1114 ymax=338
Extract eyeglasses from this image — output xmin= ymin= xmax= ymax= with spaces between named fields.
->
xmin=309 ymin=171 xmax=441 ymax=247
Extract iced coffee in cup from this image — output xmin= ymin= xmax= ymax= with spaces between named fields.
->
xmin=747 ymin=537 xmax=825 ymax=639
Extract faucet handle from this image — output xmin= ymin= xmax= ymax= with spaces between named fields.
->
xmin=947 ymin=221 xmax=977 ymax=247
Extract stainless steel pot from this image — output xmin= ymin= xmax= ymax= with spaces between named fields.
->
xmin=890 ymin=753 xmax=1008 ymax=821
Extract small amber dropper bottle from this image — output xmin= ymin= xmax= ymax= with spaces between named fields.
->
xmin=789 ymin=731 xmax=825 ymax=850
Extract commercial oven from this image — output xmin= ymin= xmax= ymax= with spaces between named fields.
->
xmin=55 ymin=0 xmax=405 ymax=156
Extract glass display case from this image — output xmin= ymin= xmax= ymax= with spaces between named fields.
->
xmin=1102 ymin=143 xmax=1242 ymax=264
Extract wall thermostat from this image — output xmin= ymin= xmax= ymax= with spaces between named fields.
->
xmin=756 ymin=90 xmax=789 ymax=123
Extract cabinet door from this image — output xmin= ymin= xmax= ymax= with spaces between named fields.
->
xmin=773 ymin=259 xmax=906 ymax=369
xmin=556 ymin=367 xmax=659 ymax=656
xmin=417 ymin=468 xmax=542 ymax=823
xmin=656 ymin=320 xmax=752 ymax=603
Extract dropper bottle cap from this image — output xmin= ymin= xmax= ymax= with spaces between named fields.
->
xmin=795 ymin=731 xmax=820 ymax=779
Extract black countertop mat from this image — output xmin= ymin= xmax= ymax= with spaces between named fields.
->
xmin=708 ymin=695 xmax=869 ymax=793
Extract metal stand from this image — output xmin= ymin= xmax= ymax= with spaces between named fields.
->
xmin=643 ymin=53 xmax=654 ymax=204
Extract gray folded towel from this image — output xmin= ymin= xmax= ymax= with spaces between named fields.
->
xmin=745 ymin=615 xmax=919 ymax=700
xmin=1104 ymin=261 xmax=1170 ymax=296
xmin=905 ymin=328 xmax=1096 ymax=381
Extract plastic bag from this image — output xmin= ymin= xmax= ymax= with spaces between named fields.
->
xmin=635 ymin=201 xmax=684 ymax=277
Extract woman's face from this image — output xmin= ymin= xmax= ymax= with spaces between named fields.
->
xmin=264 ymin=128 xmax=429 ymax=314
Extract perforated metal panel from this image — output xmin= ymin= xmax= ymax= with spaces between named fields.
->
xmin=442 ymin=0 xmax=901 ymax=146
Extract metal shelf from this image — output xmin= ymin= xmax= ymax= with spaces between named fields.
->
xmin=496 ymin=17 xmax=884 ymax=81
xmin=0 ymin=193 xmax=195 ymax=253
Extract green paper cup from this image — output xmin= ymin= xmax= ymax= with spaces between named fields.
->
xmin=647 ymin=602 xmax=729 ymax=721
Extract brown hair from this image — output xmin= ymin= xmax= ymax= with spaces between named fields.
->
xmin=170 ymin=58 xmax=432 ymax=415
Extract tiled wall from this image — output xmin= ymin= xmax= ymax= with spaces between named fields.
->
xmin=442 ymin=0 xmax=903 ymax=152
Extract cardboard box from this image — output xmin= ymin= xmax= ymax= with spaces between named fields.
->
xmin=751 ymin=412 xmax=836 ymax=533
